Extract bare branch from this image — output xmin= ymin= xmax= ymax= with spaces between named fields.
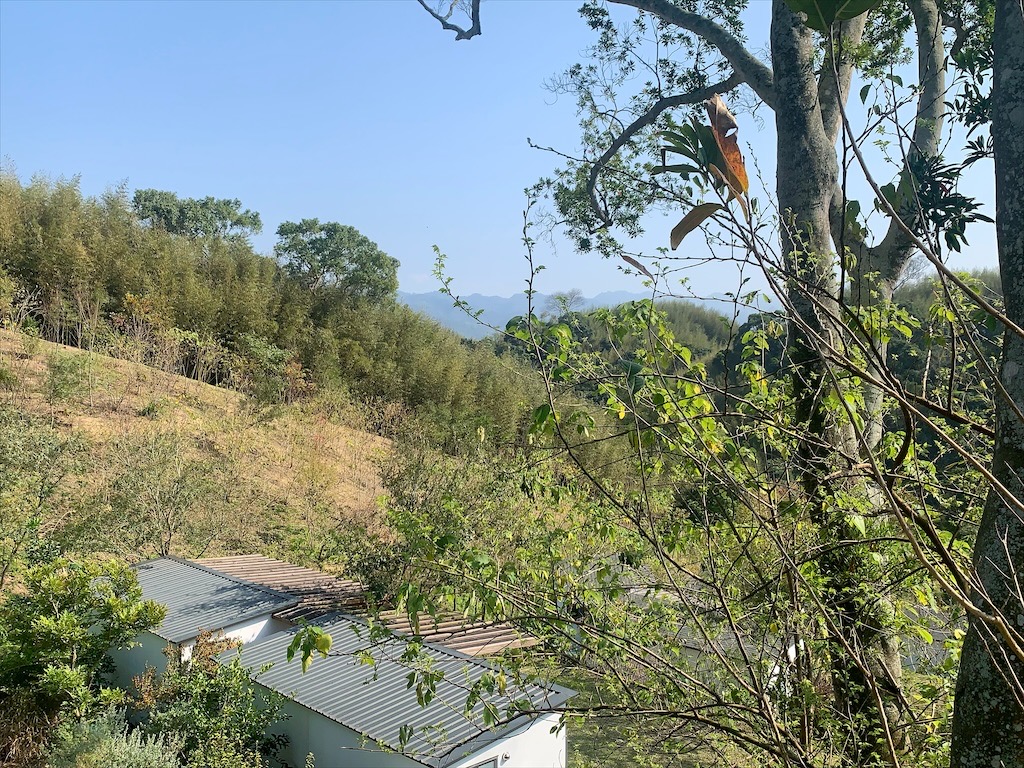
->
xmin=587 ymin=72 xmax=745 ymax=227
xmin=416 ymin=0 xmax=481 ymax=41
xmin=610 ymin=0 xmax=775 ymax=107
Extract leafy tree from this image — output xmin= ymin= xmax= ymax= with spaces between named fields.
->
xmin=132 ymin=189 xmax=262 ymax=241
xmin=137 ymin=635 xmax=287 ymax=768
xmin=950 ymin=1 xmax=1024 ymax=765
xmin=82 ymin=431 xmax=234 ymax=559
xmin=417 ymin=1 xmax=1018 ymax=765
xmin=45 ymin=350 xmax=89 ymax=417
xmin=275 ymin=218 xmax=399 ymax=301
xmin=0 ymin=556 xmax=165 ymax=721
xmin=0 ymin=406 xmax=82 ymax=590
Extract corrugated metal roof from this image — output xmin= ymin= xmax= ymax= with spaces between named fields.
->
xmin=133 ymin=557 xmax=300 ymax=643
xmin=232 ymin=612 xmax=574 ymax=768
xmin=196 ymin=555 xmax=366 ymax=621
xmin=196 ymin=555 xmax=539 ymax=657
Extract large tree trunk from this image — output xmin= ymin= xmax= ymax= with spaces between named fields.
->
xmin=774 ymin=1 xmax=910 ymax=761
xmin=951 ymin=0 xmax=1024 ymax=764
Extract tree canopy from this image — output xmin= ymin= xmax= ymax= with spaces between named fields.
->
xmin=407 ymin=1 xmax=1023 ymax=767
xmin=132 ymin=189 xmax=262 ymax=241
xmin=275 ymin=218 xmax=399 ymax=301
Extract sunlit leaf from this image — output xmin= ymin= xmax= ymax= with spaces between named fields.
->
xmin=670 ymin=203 xmax=724 ymax=250
xmin=784 ymin=0 xmax=883 ymax=31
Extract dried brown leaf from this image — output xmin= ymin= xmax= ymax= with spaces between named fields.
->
xmin=705 ymin=94 xmax=749 ymax=195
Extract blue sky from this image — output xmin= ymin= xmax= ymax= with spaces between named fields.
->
xmin=0 ymin=1 xmax=996 ymax=299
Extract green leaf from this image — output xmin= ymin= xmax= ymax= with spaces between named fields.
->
xmin=315 ymin=633 xmax=333 ymax=654
xmin=655 ymin=163 xmax=700 ymax=176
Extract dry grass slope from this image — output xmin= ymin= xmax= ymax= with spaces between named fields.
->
xmin=0 ymin=328 xmax=390 ymax=561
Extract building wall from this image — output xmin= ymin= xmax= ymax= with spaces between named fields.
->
xmin=179 ymin=615 xmax=290 ymax=662
xmin=272 ymin=697 xmax=424 ymax=768
xmin=107 ymin=630 xmax=175 ymax=693
xmin=449 ymin=713 xmax=566 ymax=768
xmin=110 ymin=615 xmax=290 ymax=689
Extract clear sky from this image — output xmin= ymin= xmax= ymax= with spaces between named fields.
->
xmin=0 ymin=0 xmax=996 ymax=299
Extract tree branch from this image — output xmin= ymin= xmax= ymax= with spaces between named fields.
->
xmin=586 ymin=72 xmax=745 ymax=227
xmin=416 ymin=0 xmax=482 ymax=41
xmin=861 ymin=0 xmax=946 ymax=282
xmin=818 ymin=16 xmax=868 ymax=145
xmin=610 ymin=0 xmax=775 ymax=107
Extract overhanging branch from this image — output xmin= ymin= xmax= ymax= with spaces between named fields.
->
xmin=586 ymin=72 xmax=745 ymax=227
xmin=610 ymin=0 xmax=775 ymax=107
xmin=417 ymin=0 xmax=482 ymax=41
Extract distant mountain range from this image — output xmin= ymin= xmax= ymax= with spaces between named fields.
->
xmin=398 ymin=290 xmax=754 ymax=339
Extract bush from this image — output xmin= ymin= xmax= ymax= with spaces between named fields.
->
xmin=0 ymin=361 xmax=17 ymax=392
xmin=44 ymin=351 xmax=88 ymax=408
xmin=47 ymin=708 xmax=180 ymax=768
xmin=0 ymin=556 xmax=165 ymax=718
xmin=136 ymin=637 xmax=286 ymax=767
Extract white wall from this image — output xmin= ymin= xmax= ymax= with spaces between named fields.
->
xmin=269 ymin=693 xmax=566 ymax=768
xmin=449 ymin=713 xmax=566 ymax=768
xmin=107 ymin=630 xmax=175 ymax=693
xmin=110 ymin=614 xmax=289 ymax=688
xmin=272 ymin=697 xmax=424 ymax=768
xmin=179 ymin=615 xmax=290 ymax=662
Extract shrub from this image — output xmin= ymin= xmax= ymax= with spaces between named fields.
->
xmin=136 ymin=637 xmax=287 ymax=767
xmin=0 ymin=557 xmax=165 ymax=718
xmin=47 ymin=708 xmax=180 ymax=768
xmin=44 ymin=351 xmax=88 ymax=408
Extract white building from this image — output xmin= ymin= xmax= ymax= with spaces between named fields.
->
xmin=235 ymin=613 xmax=573 ymax=768
xmin=115 ymin=556 xmax=573 ymax=768
xmin=109 ymin=556 xmax=299 ymax=689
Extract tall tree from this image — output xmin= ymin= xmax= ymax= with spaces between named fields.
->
xmin=951 ymin=0 xmax=1024 ymax=764
xmin=419 ymin=1 xmax=1009 ymax=764
xmin=275 ymin=218 xmax=399 ymax=302
xmin=132 ymin=188 xmax=262 ymax=241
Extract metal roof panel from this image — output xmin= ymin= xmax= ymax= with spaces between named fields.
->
xmin=231 ymin=612 xmax=574 ymax=767
xmin=133 ymin=556 xmax=300 ymax=644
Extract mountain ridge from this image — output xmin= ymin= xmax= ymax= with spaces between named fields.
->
xmin=398 ymin=289 xmax=751 ymax=339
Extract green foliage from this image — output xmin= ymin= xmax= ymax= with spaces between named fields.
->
xmin=384 ymin=282 xmax=980 ymax=766
xmin=0 ymin=556 xmax=165 ymax=718
xmin=45 ymin=351 xmax=89 ymax=407
xmin=287 ymin=624 xmax=333 ymax=673
xmin=132 ymin=189 xmax=261 ymax=241
xmin=276 ymin=218 xmax=399 ymax=301
xmin=783 ymin=0 xmax=883 ymax=31
xmin=0 ymin=171 xmax=539 ymax=446
xmin=48 ymin=708 xmax=180 ymax=768
xmin=0 ymin=406 xmax=83 ymax=589
xmin=0 ymin=265 xmax=15 ymax=326
xmin=139 ymin=648 xmax=286 ymax=767
xmin=73 ymin=430 xmax=237 ymax=560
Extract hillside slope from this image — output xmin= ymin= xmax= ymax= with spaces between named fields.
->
xmin=0 ymin=329 xmax=389 ymax=563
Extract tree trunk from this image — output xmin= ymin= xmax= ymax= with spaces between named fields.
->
xmin=773 ymin=1 xmax=907 ymax=761
xmin=951 ymin=0 xmax=1024 ymax=764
